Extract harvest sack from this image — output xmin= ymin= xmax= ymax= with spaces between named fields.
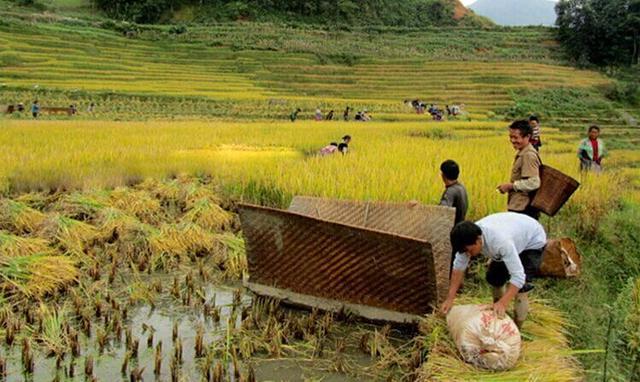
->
xmin=447 ymin=305 xmax=521 ymax=371
xmin=530 ymin=165 xmax=580 ymax=216
xmin=539 ymin=238 xmax=581 ymax=278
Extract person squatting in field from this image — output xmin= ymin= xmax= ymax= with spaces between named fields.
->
xmin=441 ymin=212 xmax=546 ymax=328
xmin=497 ymin=120 xmax=542 ymax=220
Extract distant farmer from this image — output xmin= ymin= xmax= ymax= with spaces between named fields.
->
xmin=325 ymin=110 xmax=335 ymax=121
xmin=315 ymin=108 xmax=323 ymax=121
xmin=578 ymin=125 xmax=607 ymax=172
xmin=497 ymin=120 xmax=541 ymax=220
xmin=290 ymin=108 xmax=301 ymax=122
xmin=87 ymin=102 xmax=96 ymax=113
xmin=31 ymin=100 xmax=40 ymax=119
xmin=320 ymin=142 xmax=339 ymax=156
xmin=439 ymin=160 xmax=468 ymax=225
xmin=529 ymin=115 xmax=542 ymax=151
xmin=338 ymin=135 xmax=351 ymax=154
xmin=17 ymin=103 xmax=25 ymax=112
xmin=442 ymin=212 xmax=547 ymax=328
xmin=343 ymin=106 xmax=351 ymax=121
xmin=5 ymin=104 xmax=15 ymax=114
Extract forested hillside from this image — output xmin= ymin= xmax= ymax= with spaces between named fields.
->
xmin=6 ymin=0 xmax=490 ymax=26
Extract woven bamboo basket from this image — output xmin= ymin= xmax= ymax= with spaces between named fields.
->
xmin=539 ymin=238 xmax=582 ymax=278
xmin=531 ymin=165 xmax=580 ymax=216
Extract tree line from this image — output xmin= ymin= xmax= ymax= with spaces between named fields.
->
xmin=90 ymin=0 xmax=466 ymax=27
xmin=556 ymin=0 xmax=640 ymax=66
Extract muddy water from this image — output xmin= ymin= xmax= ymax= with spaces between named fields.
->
xmin=0 ymin=283 xmax=369 ymax=382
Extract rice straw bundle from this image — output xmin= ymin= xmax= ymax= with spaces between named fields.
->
xmin=180 ymin=182 xmax=221 ymax=210
xmin=95 ymin=207 xmax=154 ymax=261
xmin=0 ymin=230 xmax=55 ymax=258
xmin=149 ymin=223 xmax=217 ymax=269
xmin=0 ymin=254 xmax=77 ymax=298
xmin=182 ymin=198 xmax=232 ymax=232
xmin=143 ymin=179 xmax=182 ymax=207
xmin=109 ymin=187 xmax=164 ymax=225
xmin=50 ymin=192 xmax=108 ymax=221
xmin=14 ymin=192 xmax=52 ymax=210
xmin=0 ymin=199 xmax=47 ymax=234
xmin=36 ymin=214 xmax=99 ymax=258
xmin=418 ymin=299 xmax=582 ymax=382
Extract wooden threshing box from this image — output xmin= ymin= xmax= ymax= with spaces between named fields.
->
xmin=238 ymin=196 xmax=455 ymax=323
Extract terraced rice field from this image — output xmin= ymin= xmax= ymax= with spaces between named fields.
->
xmin=0 ymin=17 xmax=620 ymax=125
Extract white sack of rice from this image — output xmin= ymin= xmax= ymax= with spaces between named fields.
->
xmin=446 ymin=304 xmax=521 ymax=371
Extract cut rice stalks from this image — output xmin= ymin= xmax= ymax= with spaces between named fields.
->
xmin=109 ymin=187 xmax=164 ymax=225
xmin=182 ymin=198 xmax=232 ymax=232
xmin=13 ymin=192 xmax=54 ymax=211
xmin=0 ymin=199 xmax=47 ymax=234
xmin=0 ymin=230 xmax=55 ymax=258
xmin=417 ymin=298 xmax=583 ymax=382
xmin=95 ymin=207 xmax=153 ymax=261
xmin=214 ymin=233 xmax=248 ymax=280
xmin=0 ymin=254 xmax=78 ymax=299
xmin=148 ymin=223 xmax=217 ymax=270
xmin=36 ymin=214 xmax=99 ymax=259
xmin=50 ymin=191 xmax=108 ymax=222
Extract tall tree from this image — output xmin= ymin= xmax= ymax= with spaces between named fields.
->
xmin=556 ymin=0 xmax=640 ymax=66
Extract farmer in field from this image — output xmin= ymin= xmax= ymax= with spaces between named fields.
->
xmin=319 ymin=142 xmax=339 ymax=156
xmin=31 ymin=100 xmax=40 ymax=119
xmin=325 ymin=110 xmax=335 ymax=121
xmin=315 ymin=108 xmax=323 ymax=121
xmin=497 ymin=120 xmax=541 ymax=220
xmin=439 ymin=159 xmax=469 ymax=277
xmin=578 ymin=125 xmax=607 ymax=172
xmin=338 ymin=135 xmax=351 ymax=154
xmin=441 ymin=212 xmax=547 ymax=328
xmin=343 ymin=106 xmax=350 ymax=121
xmin=290 ymin=108 xmax=301 ymax=122
xmin=529 ymin=115 xmax=542 ymax=151
xmin=439 ymin=160 xmax=468 ymax=225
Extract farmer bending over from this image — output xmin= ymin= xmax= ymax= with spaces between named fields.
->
xmin=441 ymin=212 xmax=546 ymax=328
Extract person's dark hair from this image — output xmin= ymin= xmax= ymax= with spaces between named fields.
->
xmin=509 ymin=120 xmax=532 ymax=138
xmin=588 ymin=125 xmax=600 ymax=133
xmin=342 ymin=135 xmax=351 ymax=140
xmin=450 ymin=221 xmax=482 ymax=254
xmin=440 ymin=159 xmax=460 ymax=180
xmin=330 ymin=142 xmax=338 ymax=146
xmin=528 ymin=115 xmax=539 ymax=123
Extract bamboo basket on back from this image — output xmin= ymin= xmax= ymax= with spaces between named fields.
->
xmin=531 ymin=165 xmax=580 ymax=216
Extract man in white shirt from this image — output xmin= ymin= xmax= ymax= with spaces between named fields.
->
xmin=440 ymin=212 xmax=546 ymax=327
